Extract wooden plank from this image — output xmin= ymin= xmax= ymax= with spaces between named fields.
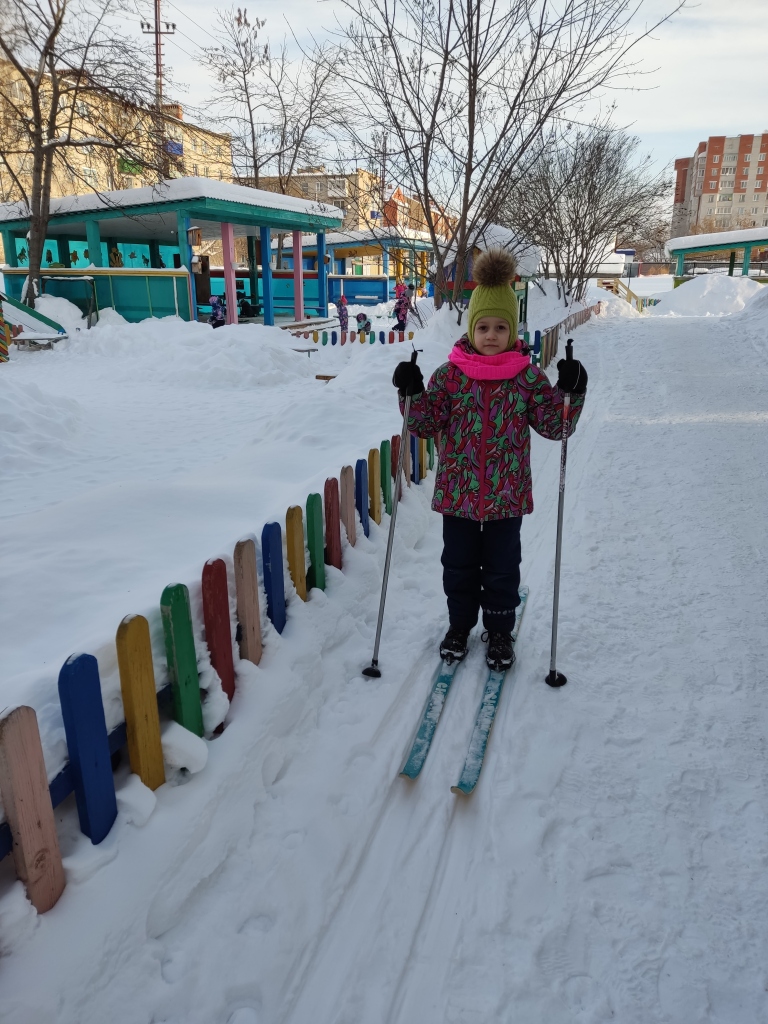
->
xmin=0 ymin=706 xmax=65 ymax=912
xmin=368 ymin=448 xmax=382 ymax=525
xmin=380 ymin=439 xmax=392 ymax=515
xmin=160 ymin=583 xmax=204 ymax=736
xmin=340 ymin=465 xmax=356 ymax=546
xmin=410 ymin=433 xmax=420 ymax=484
xmin=286 ymin=505 xmax=307 ymax=600
xmin=306 ymin=492 xmax=326 ymax=591
xmin=58 ymin=654 xmax=118 ymax=844
xmin=324 ymin=477 xmax=342 ymax=570
xmin=234 ymin=539 xmax=263 ymax=665
xmin=202 ymin=559 xmax=236 ymax=701
xmin=419 ymin=437 xmax=428 ymax=480
xmin=261 ymin=522 xmax=286 ymax=633
xmin=116 ymin=615 xmax=166 ymax=791
xmin=355 ymin=458 xmax=370 ymax=537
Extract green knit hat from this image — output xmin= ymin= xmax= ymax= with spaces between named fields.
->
xmin=467 ymin=248 xmax=519 ymax=350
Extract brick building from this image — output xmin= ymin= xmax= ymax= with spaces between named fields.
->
xmin=671 ymin=133 xmax=768 ymax=236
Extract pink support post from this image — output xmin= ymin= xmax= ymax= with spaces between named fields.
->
xmin=293 ymin=229 xmax=304 ymax=321
xmin=221 ymin=222 xmax=237 ymax=325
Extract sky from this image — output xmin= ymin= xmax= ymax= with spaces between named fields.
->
xmin=137 ymin=0 xmax=767 ymax=174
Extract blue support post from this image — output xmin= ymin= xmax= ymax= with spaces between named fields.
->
xmin=1 ymin=229 xmax=18 ymax=267
xmin=57 ymin=654 xmax=118 ymax=845
xmin=317 ymin=232 xmax=328 ymax=317
xmin=85 ymin=219 xmax=103 ymax=267
xmin=56 ymin=238 xmax=72 ymax=268
xmin=382 ymin=246 xmax=390 ymax=289
xmin=260 ymin=226 xmax=274 ymax=326
xmin=247 ymin=235 xmax=259 ymax=304
xmin=675 ymin=252 xmax=685 ymax=277
xmin=410 ymin=433 xmax=420 ymax=484
xmin=261 ymin=522 xmax=286 ymax=633
xmin=148 ymin=240 xmax=162 ymax=268
xmin=176 ymin=210 xmax=198 ymax=320
xmin=355 ymin=458 xmax=370 ymax=537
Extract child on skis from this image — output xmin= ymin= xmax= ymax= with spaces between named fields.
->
xmin=392 ymin=249 xmax=588 ymax=671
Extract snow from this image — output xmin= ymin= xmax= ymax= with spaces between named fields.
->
xmin=0 ymin=177 xmax=345 ymax=225
xmin=646 ymin=274 xmax=764 ymax=316
xmin=667 ymin=224 xmax=768 ymax=253
xmin=2 ymin=292 xmax=768 ymax=1022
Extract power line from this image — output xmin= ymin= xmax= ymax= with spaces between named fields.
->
xmin=162 ymin=0 xmax=210 ymax=39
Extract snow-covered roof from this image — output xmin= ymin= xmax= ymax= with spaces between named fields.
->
xmin=667 ymin=226 xmax=768 ymax=253
xmin=0 ymin=177 xmax=344 ymax=224
xmin=439 ymin=223 xmax=541 ymax=279
xmin=276 ymin=227 xmax=439 ymax=249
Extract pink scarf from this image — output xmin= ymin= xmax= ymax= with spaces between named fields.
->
xmin=449 ymin=343 xmax=531 ymax=381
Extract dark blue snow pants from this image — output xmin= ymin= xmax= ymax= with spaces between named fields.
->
xmin=441 ymin=515 xmax=522 ymax=632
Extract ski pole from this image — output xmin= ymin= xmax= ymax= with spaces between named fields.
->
xmin=363 ymin=350 xmax=419 ymax=678
xmin=545 ymin=337 xmax=575 ymax=689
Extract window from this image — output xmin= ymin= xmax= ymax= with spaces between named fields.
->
xmin=203 ymin=166 xmax=209 ymax=177
xmin=709 ymin=182 xmax=716 ymax=189
xmin=193 ymin=163 xmax=198 ymax=175
xmin=741 ymin=181 xmax=748 ymax=188
xmin=764 ymin=219 xmax=768 ymax=227
xmin=759 ymin=153 xmax=766 ymax=162
xmin=712 ymin=155 xmax=720 ymax=162
xmin=752 ymin=207 xmax=759 ymax=214
xmin=698 ymin=169 xmax=704 ymax=177
xmin=82 ymin=167 xmax=98 ymax=186
xmin=739 ymin=194 xmax=746 ymax=202
xmin=708 ymin=195 xmax=715 ymax=202
xmin=744 ymin=154 xmax=751 ymax=162
xmin=723 ymin=154 xmax=736 ymax=163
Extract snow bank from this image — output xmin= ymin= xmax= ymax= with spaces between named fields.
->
xmin=647 ymin=274 xmax=763 ymax=317
xmin=0 ymin=377 xmax=82 ymax=472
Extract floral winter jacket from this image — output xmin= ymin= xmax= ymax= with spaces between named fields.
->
xmin=400 ymin=337 xmax=585 ymax=521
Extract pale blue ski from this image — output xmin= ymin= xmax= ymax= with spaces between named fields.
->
xmin=451 ymin=585 xmax=529 ymax=796
xmin=400 ymin=659 xmax=462 ymax=779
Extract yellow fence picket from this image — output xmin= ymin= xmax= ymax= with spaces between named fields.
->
xmin=116 ymin=615 xmax=166 ymax=791
xmin=286 ymin=505 xmax=307 ymax=601
xmin=368 ymin=448 xmax=382 ymax=525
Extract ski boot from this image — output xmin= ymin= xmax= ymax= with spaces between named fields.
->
xmin=439 ymin=626 xmax=470 ymax=664
xmin=484 ymin=630 xmax=515 ymax=672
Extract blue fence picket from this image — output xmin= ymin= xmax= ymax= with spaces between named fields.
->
xmin=261 ymin=522 xmax=287 ymax=633
xmin=355 ymin=458 xmax=370 ymax=537
xmin=331 ymin=331 xmax=338 ymax=345
xmin=58 ymin=653 xmax=118 ymax=845
xmin=410 ymin=433 xmax=420 ymax=484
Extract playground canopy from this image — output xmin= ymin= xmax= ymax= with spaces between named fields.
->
xmin=667 ymin=226 xmax=768 ymax=277
xmin=0 ymin=177 xmax=344 ymax=324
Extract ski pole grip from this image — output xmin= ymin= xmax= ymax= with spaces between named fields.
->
xmin=410 ymin=349 xmax=418 ymax=365
xmin=566 ymin=338 xmax=574 ymax=361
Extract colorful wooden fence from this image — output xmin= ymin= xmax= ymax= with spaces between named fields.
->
xmin=532 ymin=301 xmax=603 ymax=369
xmin=0 ymin=429 xmax=437 ymax=911
xmin=289 ymin=329 xmax=415 ymax=345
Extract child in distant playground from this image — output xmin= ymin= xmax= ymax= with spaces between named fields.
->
xmin=337 ymin=294 xmax=349 ymax=333
xmin=393 ymin=282 xmax=410 ymax=333
xmin=209 ymin=295 xmax=225 ymax=329
xmin=392 ymin=249 xmax=588 ymax=671
xmin=356 ymin=311 xmax=372 ymax=334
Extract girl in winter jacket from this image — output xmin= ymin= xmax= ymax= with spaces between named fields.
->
xmin=392 ymin=249 xmax=588 ymax=671
xmin=337 ymin=294 xmax=349 ymax=333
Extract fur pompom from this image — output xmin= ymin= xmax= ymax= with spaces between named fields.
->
xmin=473 ymin=248 xmax=517 ymax=288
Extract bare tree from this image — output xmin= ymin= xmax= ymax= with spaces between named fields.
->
xmin=321 ymin=0 xmax=685 ymax=306
xmin=504 ymin=120 xmax=672 ymax=303
xmin=0 ymin=0 xmax=166 ymax=306
xmin=619 ymin=214 xmax=672 ymax=263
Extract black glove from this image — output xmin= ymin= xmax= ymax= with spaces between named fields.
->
xmin=393 ymin=360 xmax=424 ymax=397
xmin=556 ymin=357 xmax=587 ymax=394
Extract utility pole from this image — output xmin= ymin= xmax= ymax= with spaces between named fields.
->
xmin=141 ymin=0 xmax=176 ymax=176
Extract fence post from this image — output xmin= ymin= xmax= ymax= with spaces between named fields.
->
xmin=161 ymin=583 xmax=205 ymax=735
xmin=261 ymin=523 xmax=286 ymax=633
xmin=380 ymin=439 xmax=392 ymax=515
xmin=0 ymin=706 xmax=65 ymax=913
xmin=286 ymin=505 xmax=307 ymax=600
xmin=234 ymin=539 xmax=263 ymax=665
xmin=368 ymin=447 xmax=382 ymax=525
xmin=306 ymin=492 xmax=326 ymax=591
xmin=355 ymin=458 xmax=370 ymax=537
xmin=116 ymin=615 xmax=166 ymax=790
xmin=340 ymin=465 xmax=356 ymax=545
xmin=202 ymin=558 xmax=236 ymax=701
xmin=324 ymin=477 xmax=342 ymax=570
xmin=58 ymin=654 xmax=118 ymax=845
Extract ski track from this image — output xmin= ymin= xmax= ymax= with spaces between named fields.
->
xmin=3 ymin=306 xmax=768 ymax=1022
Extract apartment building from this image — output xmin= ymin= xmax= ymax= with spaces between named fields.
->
xmin=671 ymin=133 xmax=768 ymax=237
xmin=257 ymin=167 xmax=381 ymax=232
xmin=0 ymin=61 xmax=232 ymax=206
